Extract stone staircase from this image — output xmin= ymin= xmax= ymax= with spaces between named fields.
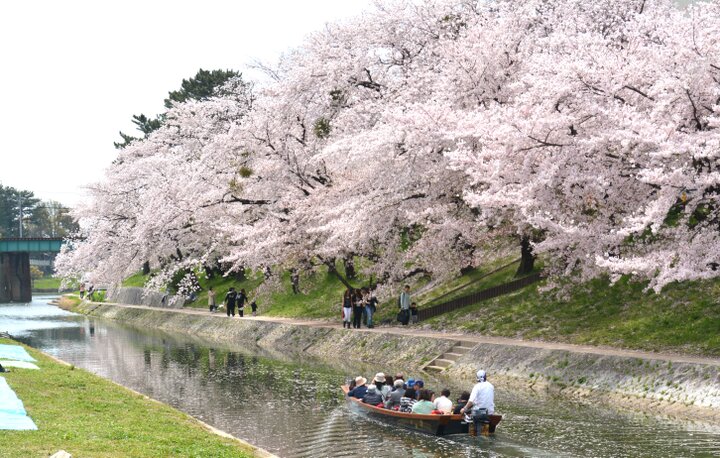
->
xmin=422 ymin=340 xmax=477 ymax=373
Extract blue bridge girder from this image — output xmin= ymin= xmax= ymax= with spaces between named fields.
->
xmin=0 ymin=238 xmax=64 ymax=253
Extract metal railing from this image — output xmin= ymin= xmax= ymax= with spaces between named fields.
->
xmin=416 ymin=272 xmax=542 ymax=322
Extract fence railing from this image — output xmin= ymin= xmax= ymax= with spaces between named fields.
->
xmin=416 ymin=272 xmax=542 ymax=322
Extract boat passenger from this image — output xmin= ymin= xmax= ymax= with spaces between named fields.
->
xmin=372 ymin=372 xmax=386 ymax=391
xmin=394 ymin=373 xmax=405 ymax=389
xmin=433 ymin=388 xmax=453 ymax=414
xmin=411 ymin=389 xmax=434 ymax=414
xmin=348 ymin=376 xmax=368 ymax=399
xmin=384 ymin=379 xmax=406 ymax=409
xmin=399 ymin=382 xmax=417 ymax=413
xmin=453 ymin=391 xmax=470 ymax=414
xmin=362 ymin=384 xmax=384 ymax=406
xmin=409 ymin=379 xmax=424 ymax=400
xmin=372 ymin=372 xmax=391 ymax=398
xmin=405 ymin=378 xmax=416 ymax=397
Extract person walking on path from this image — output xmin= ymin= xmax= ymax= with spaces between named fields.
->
xmin=399 ymin=285 xmax=411 ymax=326
xmin=208 ymin=287 xmax=217 ymax=312
xmin=237 ymin=288 xmax=247 ymax=317
xmin=342 ymin=288 xmax=353 ymax=329
xmin=79 ymin=283 xmax=85 ymax=299
xmin=224 ymin=287 xmax=238 ymax=317
xmin=250 ymin=300 xmax=258 ymax=317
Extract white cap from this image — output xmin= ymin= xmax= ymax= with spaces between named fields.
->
xmin=476 ymin=370 xmax=486 ymax=381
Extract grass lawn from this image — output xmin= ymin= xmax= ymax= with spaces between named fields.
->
xmin=0 ymin=338 xmax=258 ymax=458
xmin=32 ymin=276 xmax=62 ymax=290
xmin=115 ymin=257 xmax=720 ymax=357
xmin=425 ymin=275 xmax=720 ymax=357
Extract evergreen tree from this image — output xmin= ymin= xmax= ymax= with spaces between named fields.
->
xmin=115 ymin=68 xmax=242 ymax=149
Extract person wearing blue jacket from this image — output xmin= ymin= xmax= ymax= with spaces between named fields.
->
xmin=348 ymin=376 xmax=368 ymax=399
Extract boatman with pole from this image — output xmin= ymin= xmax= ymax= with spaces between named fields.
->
xmin=460 ymin=369 xmax=495 ymax=436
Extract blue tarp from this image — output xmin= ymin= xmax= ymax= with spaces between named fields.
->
xmin=0 ymin=344 xmax=36 ymax=363
xmin=0 ymin=376 xmax=37 ymax=430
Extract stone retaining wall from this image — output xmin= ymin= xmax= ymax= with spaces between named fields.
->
xmin=68 ymin=301 xmax=720 ymax=422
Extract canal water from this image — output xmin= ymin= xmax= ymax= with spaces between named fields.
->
xmin=2 ymin=296 xmax=719 ymax=457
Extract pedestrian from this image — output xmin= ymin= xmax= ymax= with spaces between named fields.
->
xmin=398 ymin=285 xmax=411 ymax=326
xmin=341 ymin=288 xmax=353 ymax=329
xmin=352 ymin=288 xmax=364 ymax=329
xmin=224 ymin=287 xmax=237 ymax=317
xmin=367 ymin=288 xmax=379 ymax=329
xmin=208 ymin=287 xmax=217 ymax=312
xmin=250 ymin=300 xmax=258 ymax=317
xmin=79 ymin=283 xmax=85 ymax=299
xmin=237 ymin=288 xmax=247 ymax=317
xmin=410 ymin=301 xmax=419 ymax=324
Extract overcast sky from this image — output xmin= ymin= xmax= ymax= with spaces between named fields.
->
xmin=0 ymin=0 xmax=373 ymax=206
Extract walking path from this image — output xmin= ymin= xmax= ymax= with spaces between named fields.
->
xmin=81 ymin=301 xmax=720 ymax=367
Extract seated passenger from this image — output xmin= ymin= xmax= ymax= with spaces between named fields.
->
xmin=411 ymin=389 xmax=434 ymax=414
xmin=362 ymin=384 xmax=384 ymax=405
xmin=405 ymin=378 xmax=416 ymax=398
xmin=384 ymin=379 xmax=406 ymax=409
xmin=372 ymin=373 xmax=388 ymax=397
xmin=399 ymin=394 xmax=416 ymax=413
xmin=383 ymin=375 xmax=394 ymax=398
xmin=433 ymin=388 xmax=453 ymax=414
xmin=394 ymin=373 xmax=405 ymax=388
xmin=452 ymin=391 xmax=471 ymax=414
xmin=348 ymin=376 xmax=368 ymax=399
xmin=409 ymin=379 xmax=424 ymax=400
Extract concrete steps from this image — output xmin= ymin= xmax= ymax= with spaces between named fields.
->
xmin=422 ymin=341 xmax=478 ymax=374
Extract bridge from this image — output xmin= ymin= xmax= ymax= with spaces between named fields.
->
xmin=0 ymin=238 xmax=64 ymax=302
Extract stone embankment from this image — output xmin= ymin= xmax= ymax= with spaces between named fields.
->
xmin=63 ymin=299 xmax=720 ymax=423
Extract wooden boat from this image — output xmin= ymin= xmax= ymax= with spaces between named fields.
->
xmin=341 ymin=385 xmax=501 ymax=436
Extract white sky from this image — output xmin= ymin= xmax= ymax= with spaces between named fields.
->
xmin=0 ymin=0 xmax=374 ymax=206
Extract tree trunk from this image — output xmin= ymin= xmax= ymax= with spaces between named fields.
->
xmin=343 ymin=256 xmax=356 ymax=280
xmin=321 ymin=257 xmax=353 ymax=289
xmin=516 ymin=235 xmax=535 ymax=276
xmin=142 ymin=261 xmax=150 ymax=275
xmin=234 ymin=267 xmax=246 ymax=282
xmin=290 ymin=268 xmax=300 ymax=294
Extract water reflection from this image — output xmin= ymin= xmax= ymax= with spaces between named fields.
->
xmin=2 ymin=297 xmax=719 ymax=457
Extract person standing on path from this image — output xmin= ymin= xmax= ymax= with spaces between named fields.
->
xmin=224 ymin=287 xmax=238 ymax=317
xmin=410 ymin=301 xmax=419 ymax=325
xmin=237 ymin=288 xmax=248 ymax=317
xmin=342 ymin=288 xmax=353 ymax=329
xmin=365 ymin=287 xmax=378 ymax=328
xmin=399 ymin=285 xmax=411 ymax=326
xmin=208 ymin=287 xmax=217 ymax=312
xmin=352 ymin=288 xmax=364 ymax=329
xmin=250 ymin=300 xmax=258 ymax=317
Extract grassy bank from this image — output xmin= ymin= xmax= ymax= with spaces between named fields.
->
xmin=117 ymin=257 xmax=719 ymax=357
xmin=0 ymin=338 xmax=260 ymax=458
xmin=425 ymin=275 xmax=720 ymax=357
xmin=32 ymin=276 xmax=62 ymax=291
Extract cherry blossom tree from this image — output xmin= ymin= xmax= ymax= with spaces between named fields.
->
xmin=448 ymin=0 xmax=720 ymax=290
xmin=57 ymin=0 xmax=719 ymax=296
